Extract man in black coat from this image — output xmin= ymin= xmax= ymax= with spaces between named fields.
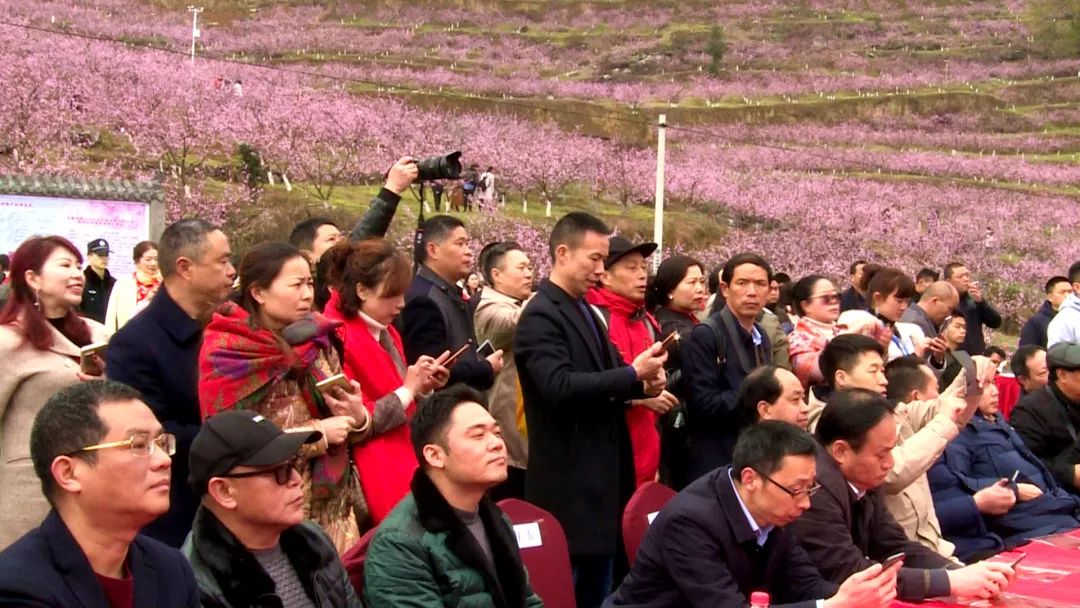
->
xmin=107 ymin=219 xmax=236 ymax=547
xmin=791 ymin=389 xmax=1016 ymax=603
xmin=80 ymin=237 xmax=115 ymax=323
xmin=681 ymin=253 xmax=773 ymax=480
xmin=515 ymin=212 xmax=667 ymax=608
xmin=607 ymin=422 xmax=899 ymax=608
xmin=1010 ymin=341 xmax=1080 ymax=494
xmin=944 ymin=262 xmax=1002 ymax=354
xmin=400 ymin=215 xmax=502 ymax=391
xmin=0 ymin=381 xmax=198 ymax=607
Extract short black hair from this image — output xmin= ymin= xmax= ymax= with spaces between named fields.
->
xmin=884 ymin=355 xmax=935 ymax=402
xmin=984 ymin=346 xmax=1007 ymax=360
xmin=849 ymin=260 xmax=867 ymax=276
xmin=943 ymin=262 xmax=966 ymax=279
xmin=289 ymin=217 xmax=338 ymax=252
xmin=410 ymin=384 xmax=489 ymax=466
xmin=0 ymin=253 xmax=9 ymax=273
xmin=721 ymin=253 xmax=772 ymax=285
xmin=1069 ymin=261 xmax=1080 ymax=285
xmin=479 ymin=241 xmax=523 ymax=286
xmin=816 ymin=388 xmax=896 ymax=452
xmin=30 ymin=380 xmax=142 ymax=505
xmin=737 ymin=365 xmax=784 ymax=425
xmin=773 ymin=272 xmax=792 ymax=285
xmin=158 ymin=218 xmax=220 ymax=278
xmin=548 ymin=212 xmax=610 ymax=261
xmin=1046 ymin=276 xmax=1071 ymax=293
xmin=419 ymin=215 xmax=467 ymax=266
xmin=916 ymin=267 xmax=940 ymax=283
xmin=732 ymin=420 xmax=818 ymax=479
xmin=820 ymin=334 xmax=885 ymax=389
xmin=1011 ymin=344 xmax=1044 ymax=380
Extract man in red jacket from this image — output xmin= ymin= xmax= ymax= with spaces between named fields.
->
xmin=587 ymin=236 xmax=678 ymax=486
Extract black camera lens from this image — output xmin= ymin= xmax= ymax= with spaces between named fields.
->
xmin=415 ymin=151 xmax=462 ymax=181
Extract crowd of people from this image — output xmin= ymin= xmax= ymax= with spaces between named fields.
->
xmin=1 ymin=154 xmax=1080 ymax=608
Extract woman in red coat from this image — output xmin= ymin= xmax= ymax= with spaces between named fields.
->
xmin=323 ymin=239 xmax=449 ymax=522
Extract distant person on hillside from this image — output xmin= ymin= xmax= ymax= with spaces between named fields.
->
xmin=461 ymin=164 xmax=479 ymax=212
xmin=431 ymin=181 xmax=445 ymax=211
xmin=1047 ymin=261 xmax=1080 ymax=347
xmin=1021 ymin=276 xmax=1073 ymax=347
xmin=478 ymin=166 xmax=496 ymax=209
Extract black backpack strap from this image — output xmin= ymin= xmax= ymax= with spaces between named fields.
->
xmin=700 ymin=316 xmax=727 ymax=367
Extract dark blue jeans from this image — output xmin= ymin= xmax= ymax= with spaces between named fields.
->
xmin=572 ymin=554 xmax=615 ymax=608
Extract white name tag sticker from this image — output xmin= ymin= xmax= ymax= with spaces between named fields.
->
xmin=513 ymin=522 xmax=543 ymax=549
xmin=647 ymin=511 xmax=660 ymax=524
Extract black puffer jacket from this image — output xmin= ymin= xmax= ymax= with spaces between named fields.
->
xmin=182 ymin=507 xmax=363 ymax=608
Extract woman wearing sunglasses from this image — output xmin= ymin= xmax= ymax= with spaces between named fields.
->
xmin=198 ymin=242 xmax=372 ymax=555
xmin=788 ymin=275 xmax=846 ymax=389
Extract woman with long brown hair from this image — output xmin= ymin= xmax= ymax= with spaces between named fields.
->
xmin=0 ymin=236 xmax=109 ymax=549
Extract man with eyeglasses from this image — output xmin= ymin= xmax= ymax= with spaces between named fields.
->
xmin=791 ymin=388 xmax=1015 ymax=603
xmin=606 ymin=421 xmax=900 ymax=607
xmin=0 ymin=380 xmax=198 ymax=607
xmin=182 ymin=409 xmax=362 ymax=608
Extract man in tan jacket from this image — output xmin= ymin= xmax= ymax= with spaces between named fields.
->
xmin=807 ymin=335 xmax=972 ymax=560
xmin=474 ymin=241 xmax=534 ymax=500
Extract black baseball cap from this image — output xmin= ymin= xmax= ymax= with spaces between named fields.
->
xmin=87 ymin=238 xmax=110 ymax=255
xmin=605 ymin=236 xmax=657 ymax=269
xmin=188 ymin=410 xmax=321 ymax=495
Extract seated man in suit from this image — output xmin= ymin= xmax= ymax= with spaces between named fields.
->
xmin=791 ymin=389 xmax=1015 ymax=603
xmin=364 ymin=385 xmax=542 ymax=607
xmin=0 ymin=380 xmax=198 ymax=606
xmin=607 ymin=421 xmax=899 ymax=607
xmin=182 ymin=410 xmax=362 ymax=607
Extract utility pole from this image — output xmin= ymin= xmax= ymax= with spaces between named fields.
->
xmin=652 ymin=114 xmax=667 ymax=273
xmin=188 ymin=6 xmax=203 ymax=66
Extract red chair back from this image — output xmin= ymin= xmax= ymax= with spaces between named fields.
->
xmin=622 ymin=481 xmax=677 ymax=565
xmin=497 ymin=498 xmax=577 ymax=608
xmin=342 ymin=526 xmax=380 ymax=598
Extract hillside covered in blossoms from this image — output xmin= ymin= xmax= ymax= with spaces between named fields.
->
xmin=2 ymin=0 xmax=1080 ymax=329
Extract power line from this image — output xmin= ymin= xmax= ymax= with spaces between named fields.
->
xmin=0 ymin=18 xmax=1073 ymax=198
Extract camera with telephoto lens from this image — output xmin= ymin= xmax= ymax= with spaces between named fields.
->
xmin=414 ymin=151 xmax=462 ymax=181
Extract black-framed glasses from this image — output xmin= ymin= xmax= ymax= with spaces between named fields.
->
xmin=220 ymin=456 xmax=303 ymax=486
xmin=75 ymin=432 xmax=176 ymax=458
xmin=753 ymin=468 xmax=820 ymax=499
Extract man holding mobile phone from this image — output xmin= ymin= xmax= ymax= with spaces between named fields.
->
xmin=401 ymin=215 xmax=504 ymax=392
xmin=586 ymin=236 xmax=678 ymax=487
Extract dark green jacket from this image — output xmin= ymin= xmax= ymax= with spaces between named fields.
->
xmin=182 ymin=507 xmax=362 ymax=608
xmin=364 ymin=470 xmax=544 ymax=608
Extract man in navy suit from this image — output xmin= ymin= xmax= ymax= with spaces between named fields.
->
xmin=607 ymin=421 xmax=899 ymax=608
xmin=0 ymin=380 xmax=198 ymax=607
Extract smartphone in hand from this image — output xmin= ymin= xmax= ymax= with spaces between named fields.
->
xmin=477 ymin=340 xmax=495 ymax=358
